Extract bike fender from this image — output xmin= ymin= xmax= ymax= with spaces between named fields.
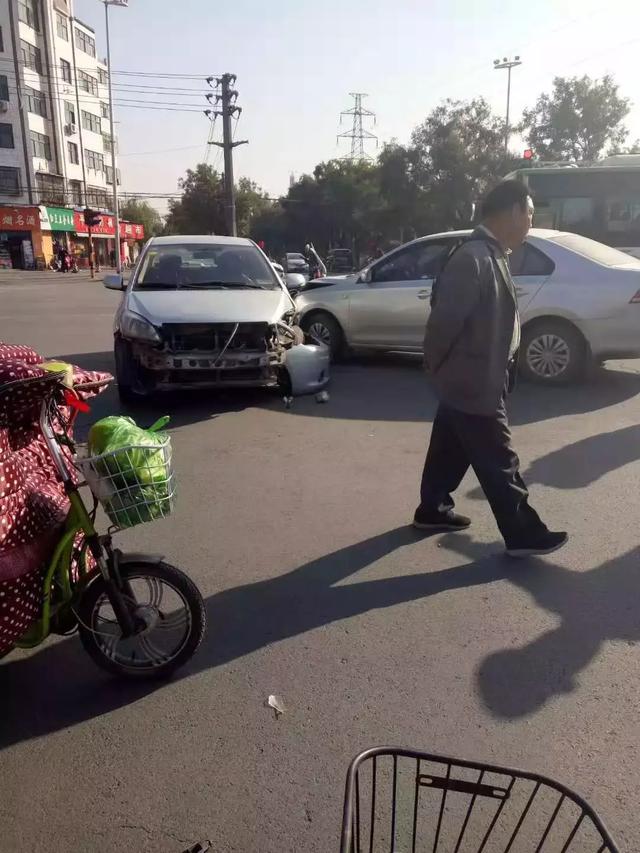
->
xmin=119 ymin=552 xmax=165 ymax=565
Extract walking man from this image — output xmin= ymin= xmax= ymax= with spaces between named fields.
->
xmin=414 ymin=180 xmax=567 ymax=557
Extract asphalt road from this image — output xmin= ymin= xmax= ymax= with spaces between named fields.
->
xmin=1 ymin=270 xmax=640 ymax=852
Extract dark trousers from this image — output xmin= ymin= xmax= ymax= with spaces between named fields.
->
xmin=419 ymin=400 xmax=547 ymax=544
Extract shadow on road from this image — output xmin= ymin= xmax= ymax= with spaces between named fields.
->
xmin=56 ymin=350 xmax=640 ymax=431
xmin=444 ymin=534 xmax=640 ymax=720
xmin=0 ymin=526 xmax=507 ymax=749
xmin=3 ymin=524 xmax=639 ymax=745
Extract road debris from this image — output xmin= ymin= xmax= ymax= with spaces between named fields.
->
xmin=315 ymin=391 xmax=330 ymax=403
xmin=266 ymin=694 xmax=286 ymax=718
xmin=283 ymin=396 xmax=293 ymax=409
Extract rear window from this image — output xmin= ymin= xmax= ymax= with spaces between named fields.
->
xmin=549 ymin=233 xmax=640 ymax=267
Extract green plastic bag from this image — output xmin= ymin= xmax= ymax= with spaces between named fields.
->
xmin=87 ymin=415 xmax=172 ymax=528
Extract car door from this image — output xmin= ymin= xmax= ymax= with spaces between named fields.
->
xmin=348 ymin=240 xmax=455 ymax=349
xmin=508 ymin=241 xmax=555 ymax=313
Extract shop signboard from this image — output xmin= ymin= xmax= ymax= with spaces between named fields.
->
xmin=41 ymin=206 xmax=75 ymax=232
xmin=73 ymin=211 xmax=116 ymax=236
xmin=0 ymin=207 xmax=40 ymax=230
xmin=120 ymin=221 xmax=145 ymax=240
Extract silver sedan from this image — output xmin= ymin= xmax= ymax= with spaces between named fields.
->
xmin=296 ymin=228 xmax=640 ymax=384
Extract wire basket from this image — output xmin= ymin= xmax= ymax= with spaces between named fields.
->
xmin=340 ymin=747 xmax=620 ymax=853
xmin=78 ymin=437 xmax=175 ymax=530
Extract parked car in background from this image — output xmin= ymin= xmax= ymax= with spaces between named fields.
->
xmin=327 ymin=248 xmax=354 ymax=273
xmin=284 ymin=252 xmax=310 ymax=278
xmin=295 ymin=228 xmax=640 ymax=384
xmin=103 ymin=236 xmax=330 ymax=401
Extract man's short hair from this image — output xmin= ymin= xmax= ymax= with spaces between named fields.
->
xmin=481 ymin=180 xmax=530 ymax=219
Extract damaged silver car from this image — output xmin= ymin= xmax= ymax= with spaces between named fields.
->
xmin=103 ymin=236 xmax=330 ymax=403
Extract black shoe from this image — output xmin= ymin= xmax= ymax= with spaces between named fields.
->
xmin=505 ymin=530 xmax=568 ymax=558
xmin=412 ymin=507 xmax=471 ymax=531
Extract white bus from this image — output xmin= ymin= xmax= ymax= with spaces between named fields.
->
xmin=506 ymin=156 xmax=640 ymax=258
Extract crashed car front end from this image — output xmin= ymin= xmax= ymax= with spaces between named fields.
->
xmin=123 ymin=316 xmax=329 ymax=395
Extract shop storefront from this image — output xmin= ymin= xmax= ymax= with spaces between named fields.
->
xmin=0 ymin=207 xmax=43 ymax=270
xmin=39 ymin=206 xmax=76 ymax=264
xmin=72 ymin=210 xmax=117 ymax=268
xmin=120 ymin=221 xmax=145 ymax=266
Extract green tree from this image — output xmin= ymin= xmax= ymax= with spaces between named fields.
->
xmin=410 ymin=97 xmax=515 ymax=230
xmin=119 ymin=198 xmax=163 ymax=237
xmin=236 ymin=177 xmax=272 ymax=237
xmin=164 ymin=164 xmax=225 ymax=234
xmin=520 ymin=75 xmax=630 ymax=162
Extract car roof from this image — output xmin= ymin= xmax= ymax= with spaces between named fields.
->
xmin=149 ymin=235 xmax=255 ymax=247
xmin=409 ymin=227 xmax=563 ymax=244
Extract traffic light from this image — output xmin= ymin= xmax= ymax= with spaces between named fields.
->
xmin=83 ymin=208 xmax=101 ymax=227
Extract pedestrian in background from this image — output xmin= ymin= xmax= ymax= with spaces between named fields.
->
xmin=414 ymin=180 xmax=567 ymax=557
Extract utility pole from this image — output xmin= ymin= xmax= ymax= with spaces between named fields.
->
xmin=209 ymin=73 xmax=248 ymax=236
xmin=493 ymin=56 xmax=522 ymax=153
xmin=337 ymin=93 xmax=377 ymax=160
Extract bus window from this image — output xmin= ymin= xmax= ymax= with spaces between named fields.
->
xmin=606 ymin=198 xmax=640 ymax=232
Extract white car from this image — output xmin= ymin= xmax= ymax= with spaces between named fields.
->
xmin=296 ymin=228 xmax=640 ymax=383
xmin=103 ymin=236 xmax=330 ymax=401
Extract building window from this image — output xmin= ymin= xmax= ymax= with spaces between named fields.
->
xmin=30 ymin=130 xmax=51 ymax=161
xmin=86 ymin=149 xmax=104 ymax=172
xmin=100 ymin=101 xmax=109 ymax=119
xmin=0 ymin=26 xmax=4 ymax=52
xmin=67 ymin=141 xmax=79 ymax=164
xmin=87 ymin=186 xmax=108 ymax=208
xmin=74 ymin=28 xmax=96 ymax=57
xmin=24 ymin=86 xmax=47 ymax=118
xmin=82 ymin=110 xmax=101 ymax=134
xmin=56 ymin=13 xmax=69 ymax=41
xmin=0 ymin=123 xmax=15 ymax=149
xmin=105 ymin=166 xmax=120 ymax=186
xmin=0 ymin=75 xmax=8 ymax=101
xmin=0 ymin=167 xmax=21 ymax=196
xmin=36 ymin=173 xmax=65 ymax=206
xmin=102 ymin=132 xmax=113 ymax=153
xmin=64 ymin=101 xmax=76 ymax=126
xmin=98 ymin=68 xmax=109 ymax=85
xmin=20 ymin=39 xmax=43 ymax=74
xmin=18 ymin=0 xmax=40 ymax=32
xmin=61 ymin=59 xmax=72 ymax=83
xmin=69 ymin=179 xmax=83 ymax=205
xmin=79 ymin=70 xmax=98 ymax=97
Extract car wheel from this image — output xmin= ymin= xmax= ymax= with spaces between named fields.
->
xmin=520 ymin=321 xmax=587 ymax=385
xmin=302 ymin=312 xmax=345 ymax=360
xmin=114 ymin=338 xmax=146 ymax=404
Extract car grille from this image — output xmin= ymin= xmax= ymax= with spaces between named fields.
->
xmin=161 ymin=323 xmax=269 ymax=353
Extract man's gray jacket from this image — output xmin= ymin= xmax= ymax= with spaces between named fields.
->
xmin=423 ymin=228 xmax=518 ymax=416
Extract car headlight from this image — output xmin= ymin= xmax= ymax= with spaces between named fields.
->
xmin=120 ymin=310 xmax=161 ymax=343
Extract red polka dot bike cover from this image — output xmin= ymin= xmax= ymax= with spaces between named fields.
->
xmin=0 ymin=343 xmax=111 ymax=655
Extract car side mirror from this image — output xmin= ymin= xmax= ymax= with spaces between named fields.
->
xmin=359 ymin=268 xmax=373 ymax=284
xmin=103 ymin=273 xmax=125 ymax=291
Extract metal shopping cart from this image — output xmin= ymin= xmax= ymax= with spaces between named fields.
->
xmin=340 ymin=747 xmax=620 ymax=853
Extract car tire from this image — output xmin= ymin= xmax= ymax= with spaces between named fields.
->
xmin=114 ymin=337 xmax=146 ymax=404
xmin=301 ymin=312 xmax=345 ymax=360
xmin=520 ymin=321 xmax=587 ymax=385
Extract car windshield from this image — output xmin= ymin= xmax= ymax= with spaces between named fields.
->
xmin=134 ymin=243 xmax=281 ymax=290
xmin=549 ymin=233 xmax=640 ymax=267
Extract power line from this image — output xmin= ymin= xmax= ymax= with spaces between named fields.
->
xmin=337 ymin=93 xmax=378 ymax=160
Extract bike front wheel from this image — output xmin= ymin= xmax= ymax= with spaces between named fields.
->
xmin=77 ymin=561 xmax=206 ymax=680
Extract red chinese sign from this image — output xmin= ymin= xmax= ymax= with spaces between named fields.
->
xmin=120 ymin=221 xmax=145 ymax=240
xmin=73 ymin=210 xmax=116 ymax=236
xmin=72 ymin=211 xmax=144 ymax=240
xmin=0 ymin=207 xmax=40 ymax=231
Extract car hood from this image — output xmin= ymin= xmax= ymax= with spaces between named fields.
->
xmin=299 ymin=274 xmax=359 ymax=293
xmin=127 ymin=288 xmax=293 ymax=326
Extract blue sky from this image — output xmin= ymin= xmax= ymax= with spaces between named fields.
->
xmin=76 ymin=0 xmax=640 ymax=213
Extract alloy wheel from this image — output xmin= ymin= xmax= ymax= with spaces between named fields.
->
xmin=526 ymin=333 xmax=571 ymax=379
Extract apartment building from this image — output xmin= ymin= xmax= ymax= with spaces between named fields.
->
xmin=0 ymin=0 xmax=119 ymax=210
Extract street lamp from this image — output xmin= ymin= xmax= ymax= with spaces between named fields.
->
xmin=102 ymin=0 xmax=128 ymax=274
xmin=493 ymin=55 xmax=522 ymax=154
